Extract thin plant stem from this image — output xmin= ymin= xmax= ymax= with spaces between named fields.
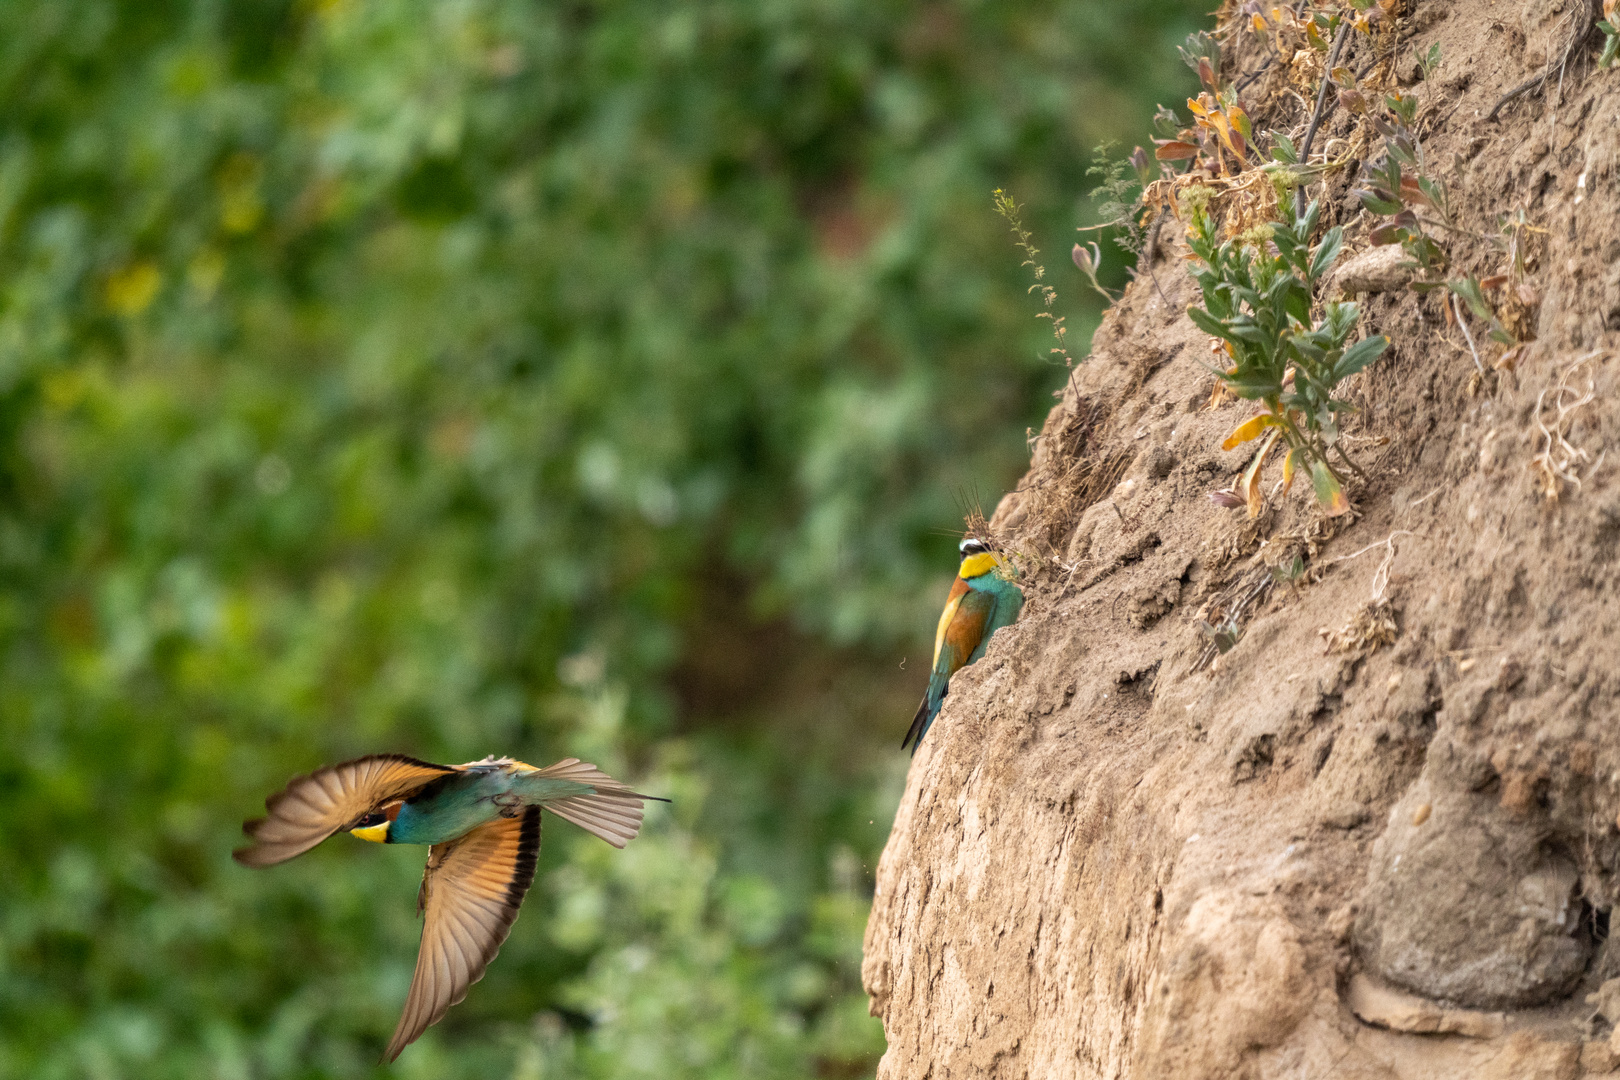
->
xmin=1295 ymin=22 xmax=1353 ymax=218
xmin=1451 ymin=292 xmax=1486 ymax=376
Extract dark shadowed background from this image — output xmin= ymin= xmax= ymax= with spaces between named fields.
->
xmin=0 ymin=1 xmax=1205 ymax=1076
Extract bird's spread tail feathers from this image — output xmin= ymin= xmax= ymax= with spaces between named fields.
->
xmin=545 ymin=794 xmax=647 ymax=848
xmin=530 ymin=758 xmax=668 ymax=848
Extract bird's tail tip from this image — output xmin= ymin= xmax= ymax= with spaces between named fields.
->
xmin=547 ymin=791 xmax=656 ymax=847
xmin=901 ymin=698 xmax=931 ymax=755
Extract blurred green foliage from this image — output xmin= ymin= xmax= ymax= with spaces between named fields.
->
xmin=0 ymin=0 xmax=1203 ymax=1076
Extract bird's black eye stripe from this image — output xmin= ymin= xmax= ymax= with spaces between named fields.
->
xmin=353 ymin=811 xmax=386 ymax=828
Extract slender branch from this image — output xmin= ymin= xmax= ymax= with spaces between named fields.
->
xmin=1486 ymin=0 xmax=1602 ymax=121
xmin=1332 ymin=440 xmax=1369 ymax=481
xmin=1295 ymin=22 xmax=1353 ymax=218
xmin=1133 ymin=207 xmax=1173 ymax=308
xmin=1487 ymin=75 xmax=1550 ymax=122
xmin=1237 ymin=66 xmax=1269 ymax=92
xmin=1237 ymin=53 xmax=1277 ymax=92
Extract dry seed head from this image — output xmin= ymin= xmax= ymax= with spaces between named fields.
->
xmin=1218 ymin=174 xmax=1281 ymax=241
xmin=1289 ymin=47 xmax=1326 ymax=96
xmin=1178 ymin=183 xmax=1217 ymax=217
xmin=1236 ymin=223 xmax=1276 ymax=249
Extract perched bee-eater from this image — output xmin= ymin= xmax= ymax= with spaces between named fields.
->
xmin=234 ymin=754 xmax=662 ymax=1061
xmin=902 ymin=537 xmax=1024 ymax=753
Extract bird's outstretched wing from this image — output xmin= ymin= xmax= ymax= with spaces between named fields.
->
xmin=385 ymin=807 xmax=541 ymax=1062
xmin=527 ymin=758 xmax=662 ymax=848
xmin=234 ymin=755 xmax=456 ymax=868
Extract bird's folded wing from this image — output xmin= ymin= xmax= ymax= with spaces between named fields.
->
xmin=529 ymin=758 xmax=657 ymax=848
xmin=938 ymin=587 xmax=995 ymax=675
xmin=931 ymin=577 xmax=972 ymax=668
xmin=233 ymin=755 xmax=455 ymax=867
xmin=385 ymin=807 xmax=541 ymax=1062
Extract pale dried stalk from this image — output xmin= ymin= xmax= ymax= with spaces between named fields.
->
xmin=1450 ymin=293 xmax=1486 ymax=377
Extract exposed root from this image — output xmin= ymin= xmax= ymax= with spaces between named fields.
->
xmin=1530 ymin=350 xmax=1606 ymax=500
xmin=1322 ymin=529 xmax=1421 ymax=603
xmin=1405 ymin=484 xmax=1445 ymax=510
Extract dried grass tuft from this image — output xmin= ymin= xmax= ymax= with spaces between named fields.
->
xmin=1319 ymin=598 xmax=1399 ymax=654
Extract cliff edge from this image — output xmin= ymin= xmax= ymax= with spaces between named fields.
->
xmin=863 ymin=2 xmax=1620 ymax=1076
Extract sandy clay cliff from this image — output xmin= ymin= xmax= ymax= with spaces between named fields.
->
xmin=863 ymin=1 xmax=1620 ymax=1077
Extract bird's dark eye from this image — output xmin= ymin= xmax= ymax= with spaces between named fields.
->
xmin=354 ymin=812 xmax=386 ymax=828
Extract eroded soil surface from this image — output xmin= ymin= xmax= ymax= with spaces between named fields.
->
xmin=863 ymin=1 xmax=1620 ymax=1076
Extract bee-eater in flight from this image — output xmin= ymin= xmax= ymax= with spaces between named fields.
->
xmin=234 ymin=754 xmax=663 ymax=1061
xmin=902 ymin=537 xmax=1024 ymax=754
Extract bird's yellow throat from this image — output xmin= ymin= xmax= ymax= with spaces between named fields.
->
xmin=958 ymin=551 xmax=999 ymax=579
xmin=351 ymin=822 xmax=389 ymax=843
